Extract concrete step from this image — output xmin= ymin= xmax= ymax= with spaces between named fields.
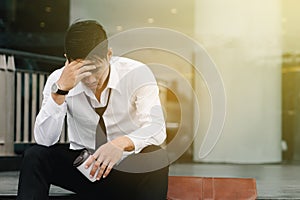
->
xmin=0 ymin=171 xmax=75 ymax=199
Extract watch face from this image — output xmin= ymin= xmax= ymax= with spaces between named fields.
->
xmin=51 ymin=82 xmax=69 ymax=95
xmin=51 ymin=83 xmax=58 ymax=93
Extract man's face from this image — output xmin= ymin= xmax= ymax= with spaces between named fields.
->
xmin=81 ymin=57 xmax=110 ymax=91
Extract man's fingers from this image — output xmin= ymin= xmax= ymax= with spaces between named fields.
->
xmin=76 ymin=63 xmax=98 ymax=81
xmin=68 ymin=60 xmax=92 ymax=69
xmin=78 ymin=65 xmax=96 ymax=74
xmin=96 ymin=163 xmax=108 ymax=180
xmin=102 ymin=164 xmax=113 ymax=178
xmin=67 ymin=60 xmax=81 ymax=68
xmin=89 ymin=160 xmax=101 ymax=178
xmin=77 ymin=72 xmax=92 ymax=82
xmin=85 ymin=155 xmax=96 ymax=169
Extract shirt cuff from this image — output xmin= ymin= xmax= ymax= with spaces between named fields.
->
xmin=43 ymin=94 xmax=67 ymax=118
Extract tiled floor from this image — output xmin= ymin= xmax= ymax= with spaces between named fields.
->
xmin=1 ymin=163 xmax=300 ymax=199
xmin=169 ymin=163 xmax=300 ymax=199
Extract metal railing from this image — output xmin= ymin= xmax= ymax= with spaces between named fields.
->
xmin=0 ymin=48 xmax=67 ymax=155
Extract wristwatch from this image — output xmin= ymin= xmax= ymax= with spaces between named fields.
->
xmin=51 ymin=82 xmax=69 ymax=95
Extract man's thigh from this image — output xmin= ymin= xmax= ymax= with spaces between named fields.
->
xmin=86 ymin=146 xmax=169 ymax=199
xmin=49 ymin=144 xmax=169 ymax=199
xmin=85 ymin=166 xmax=168 ymax=200
xmin=47 ymin=144 xmax=95 ymax=194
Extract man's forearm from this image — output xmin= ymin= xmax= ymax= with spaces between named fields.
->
xmin=51 ymin=93 xmax=66 ymax=105
xmin=34 ymin=91 xmax=67 ymax=146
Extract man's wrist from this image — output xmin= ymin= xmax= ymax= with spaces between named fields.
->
xmin=51 ymin=82 xmax=69 ymax=95
xmin=56 ymin=81 xmax=69 ymax=91
xmin=111 ymin=136 xmax=135 ymax=152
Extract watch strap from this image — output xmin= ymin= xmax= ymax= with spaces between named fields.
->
xmin=56 ymin=88 xmax=69 ymax=95
xmin=53 ymin=82 xmax=69 ymax=95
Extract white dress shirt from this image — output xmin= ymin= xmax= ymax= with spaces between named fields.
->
xmin=34 ymin=56 xmax=166 ymax=157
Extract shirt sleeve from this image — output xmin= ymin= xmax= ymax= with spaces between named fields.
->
xmin=125 ymin=84 xmax=166 ymax=153
xmin=34 ymin=69 xmax=67 ymax=146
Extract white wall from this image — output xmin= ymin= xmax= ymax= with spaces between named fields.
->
xmin=193 ymin=0 xmax=282 ymax=163
xmin=282 ymin=0 xmax=300 ymax=53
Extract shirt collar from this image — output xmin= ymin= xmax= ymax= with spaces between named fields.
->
xmin=67 ymin=57 xmax=121 ymax=97
xmin=67 ymin=81 xmax=88 ymax=97
xmin=107 ymin=57 xmax=121 ymax=94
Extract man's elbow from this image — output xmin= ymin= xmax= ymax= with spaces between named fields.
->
xmin=34 ymin=130 xmax=58 ymax=147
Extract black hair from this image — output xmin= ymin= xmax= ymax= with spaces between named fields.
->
xmin=64 ymin=20 xmax=108 ymax=62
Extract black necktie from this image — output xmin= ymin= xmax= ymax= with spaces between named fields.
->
xmin=94 ymin=89 xmax=111 ymax=148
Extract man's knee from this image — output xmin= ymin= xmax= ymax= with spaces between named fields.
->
xmin=22 ymin=145 xmax=50 ymax=165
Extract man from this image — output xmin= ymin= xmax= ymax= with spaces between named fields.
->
xmin=17 ymin=20 xmax=169 ymax=200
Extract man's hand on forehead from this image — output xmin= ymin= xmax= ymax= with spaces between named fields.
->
xmin=56 ymin=59 xmax=97 ymax=91
xmin=82 ymin=57 xmax=108 ymax=73
xmin=87 ymin=55 xmax=108 ymax=65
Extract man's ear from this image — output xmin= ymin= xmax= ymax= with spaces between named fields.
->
xmin=64 ymin=53 xmax=72 ymax=62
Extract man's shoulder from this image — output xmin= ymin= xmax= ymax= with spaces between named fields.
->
xmin=111 ymin=57 xmax=156 ymax=85
xmin=111 ymin=56 xmax=147 ymax=70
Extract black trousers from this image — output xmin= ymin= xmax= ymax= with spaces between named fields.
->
xmin=17 ymin=144 xmax=169 ymax=200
